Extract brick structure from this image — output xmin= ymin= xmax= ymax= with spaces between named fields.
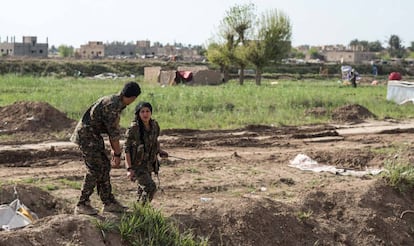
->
xmin=0 ymin=36 xmax=48 ymax=58
xmin=77 ymin=41 xmax=105 ymax=59
xmin=324 ymin=51 xmax=376 ymax=64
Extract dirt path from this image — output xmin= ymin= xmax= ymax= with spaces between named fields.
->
xmin=1 ymin=119 xmax=414 ymax=245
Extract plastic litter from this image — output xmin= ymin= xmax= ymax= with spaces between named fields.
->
xmin=200 ymin=197 xmax=213 ymax=202
xmin=0 ymin=186 xmax=38 ymax=231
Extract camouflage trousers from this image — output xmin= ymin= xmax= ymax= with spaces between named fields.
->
xmin=134 ymin=168 xmax=157 ymax=204
xmin=76 ymin=129 xmax=115 ymax=206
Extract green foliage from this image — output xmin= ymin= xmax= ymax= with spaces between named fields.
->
xmin=382 ymin=160 xmax=414 ymax=193
xmin=0 ymin=59 xmax=158 ymax=77
xmin=93 ymin=218 xmax=117 ymax=233
xmin=2 ymin=75 xmax=414 ymax=130
xmin=42 ymin=184 xmax=59 ymax=191
xmin=297 ymin=210 xmax=313 ymax=221
xmin=388 ymin=34 xmax=406 ymax=58
xmin=59 ymin=179 xmax=82 ymax=190
xmin=58 ymin=45 xmax=74 ymax=58
xmin=118 ymin=203 xmax=208 ymax=246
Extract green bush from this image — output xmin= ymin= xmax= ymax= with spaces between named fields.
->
xmin=118 ymin=203 xmax=208 ymax=246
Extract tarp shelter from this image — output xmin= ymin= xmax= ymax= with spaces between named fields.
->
xmin=341 ymin=65 xmax=352 ymax=81
xmin=144 ymin=66 xmax=162 ymax=83
xmin=386 ymin=81 xmax=414 ymax=104
xmin=0 ymin=198 xmax=38 ymax=230
xmin=145 ymin=66 xmax=223 ymax=86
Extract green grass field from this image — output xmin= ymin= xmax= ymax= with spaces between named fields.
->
xmin=1 ymin=75 xmax=414 ymax=129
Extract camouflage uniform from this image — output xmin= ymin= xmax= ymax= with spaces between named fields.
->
xmin=124 ymin=119 xmax=160 ymax=203
xmin=71 ymin=94 xmax=125 ymax=206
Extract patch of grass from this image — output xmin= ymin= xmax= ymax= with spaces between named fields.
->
xmin=59 ymin=179 xmax=82 ymax=190
xmin=93 ymin=217 xmax=117 ymax=233
xmin=2 ymin=76 xmax=414 ymax=129
xmin=42 ymin=184 xmax=59 ymax=191
xmin=185 ymin=167 xmax=201 ymax=174
xmin=297 ymin=210 xmax=313 ymax=221
xmin=306 ymin=178 xmax=321 ymax=189
xmin=382 ymin=159 xmax=414 ymax=193
xmin=371 ymin=143 xmax=411 ymax=155
xmin=20 ymin=177 xmax=41 ymax=184
xmin=118 ymin=203 xmax=208 ymax=245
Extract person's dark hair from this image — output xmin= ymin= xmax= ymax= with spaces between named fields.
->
xmin=121 ymin=81 xmax=141 ymax=98
xmin=135 ymin=101 xmax=152 ymax=115
xmin=134 ymin=101 xmax=153 ymax=149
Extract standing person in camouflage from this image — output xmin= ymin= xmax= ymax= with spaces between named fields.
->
xmin=124 ymin=102 xmax=168 ymax=204
xmin=71 ymin=81 xmax=141 ymax=215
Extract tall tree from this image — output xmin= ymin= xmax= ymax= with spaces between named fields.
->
xmin=409 ymin=41 xmax=414 ymax=52
xmin=222 ymin=3 xmax=256 ymax=85
xmin=368 ymin=41 xmax=384 ymax=52
xmin=388 ymin=34 xmax=405 ymax=58
xmin=206 ymin=42 xmax=232 ymax=82
xmin=58 ymin=45 xmax=74 ymax=58
xmin=246 ymin=9 xmax=292 ymax=85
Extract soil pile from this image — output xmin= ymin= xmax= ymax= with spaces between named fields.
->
xmin=0 ymin=184 xmax=123 ymax=246
xmin=0 ymin=184 xmax=63 ymax=218
xmin=0 ymin=101 xmax=76 ymax=133
xmin=331 ymin=104 xmax=376 ymax=123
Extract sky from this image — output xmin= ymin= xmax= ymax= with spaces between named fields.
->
xmin=1 ymin=0 xmax=413 ymax=48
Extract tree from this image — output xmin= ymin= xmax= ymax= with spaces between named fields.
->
xmin=221 ymin=3 xmax=256 ymax=85
xmin=245 ymin=9 xmax=292 ymax=85
xmin=388 ymin=34 xmax=406 ymax=58
xmin=308 ymin=47 xmax=323 ymax=60
xmin=289 ymin=48 xmax=305 ymax=59
xmin=206 ymin=42 xmax=232 ymax=82
xmin=349 ymin=39 xmax=369 ymax=51
xmin=58 ymin=45 xmax=74 ymax=58
xmin=408 ymin=41 xmax=414 ymax=52
xmin=368 ymin=41 xmax=384 ymax=52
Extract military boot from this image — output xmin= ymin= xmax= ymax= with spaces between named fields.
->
xmin=74 ymin=202 xmax=98 ymax=215
xmin=103 ymin=200 xmax=127 ymax=213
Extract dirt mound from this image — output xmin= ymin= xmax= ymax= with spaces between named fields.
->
xmin=0 ymin=184 xmax=122 ymax=246
xmin=331 ymin=104 xmax=376 ymax=123
xmin=0 ymin=184 xmax=66 ymax=218
xmin=172 ymin=197 xmax=315 ymax=245
xmin=0 ymin=214 xmax=122 ymax=246
xmin=0 ymin=101 xmax=75 ymax=133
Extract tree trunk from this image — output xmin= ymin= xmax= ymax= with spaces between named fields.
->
xmin=255 ymin=67 xmax=262 ymax=85
xmin=239 ymin=65 xmax=245 ymax=85
xmin=223 ymin=69 xmax=230 ymax=82
xmin=222 ymin=65 xmax=230 ymax=82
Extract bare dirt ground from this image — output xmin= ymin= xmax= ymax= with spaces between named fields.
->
xmin=1 ymin=101 xmax=414 ymax=246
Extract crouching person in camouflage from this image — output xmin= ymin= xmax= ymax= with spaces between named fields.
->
xmin=71 ymin=81 xmax=141 ymax=215
xmin=124 ymin=102 xmax=168 ymax=204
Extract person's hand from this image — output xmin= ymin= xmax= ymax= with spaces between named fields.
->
xmin=159 ymin=150 xmax=169 ymax=159
xmin=111 ymin=153 xmax=121 ymax=168
xmin=127 ymin=170 xmax=136 ymax=182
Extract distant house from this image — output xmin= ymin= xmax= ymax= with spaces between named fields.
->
xmin=105 ymin=42 xmax=137 ymax=58
xmin=0 ymin=36 xmax=48 ymax=58
xmin=323 ymin=51 xmax=376 ymax=64
xmin=77 ymin=41 xmax=143 ymax=59
xmin=77 ymin=41 xmax=105 ymax=59
xmin=144 ymin=66 xmax=223 ymax=86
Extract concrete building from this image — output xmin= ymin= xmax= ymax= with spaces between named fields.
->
xmin=77 ymin=41 xmax=105 ymax=58
xmin=323 ymin=51 xmax=376 ymax=64
xmin=0 ymin=36 xmax=48 ymax=58
xmin=105 ymin=42 xmax=137 ymax=58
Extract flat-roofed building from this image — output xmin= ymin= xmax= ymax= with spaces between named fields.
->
xmin=0 ymin=36 xmax=48 ymax=58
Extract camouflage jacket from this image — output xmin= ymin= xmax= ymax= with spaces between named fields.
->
xmin=70 ymin=94 xmax=125 ymax=144
xmin=124 ymin=119 xmax=160 ymax=172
